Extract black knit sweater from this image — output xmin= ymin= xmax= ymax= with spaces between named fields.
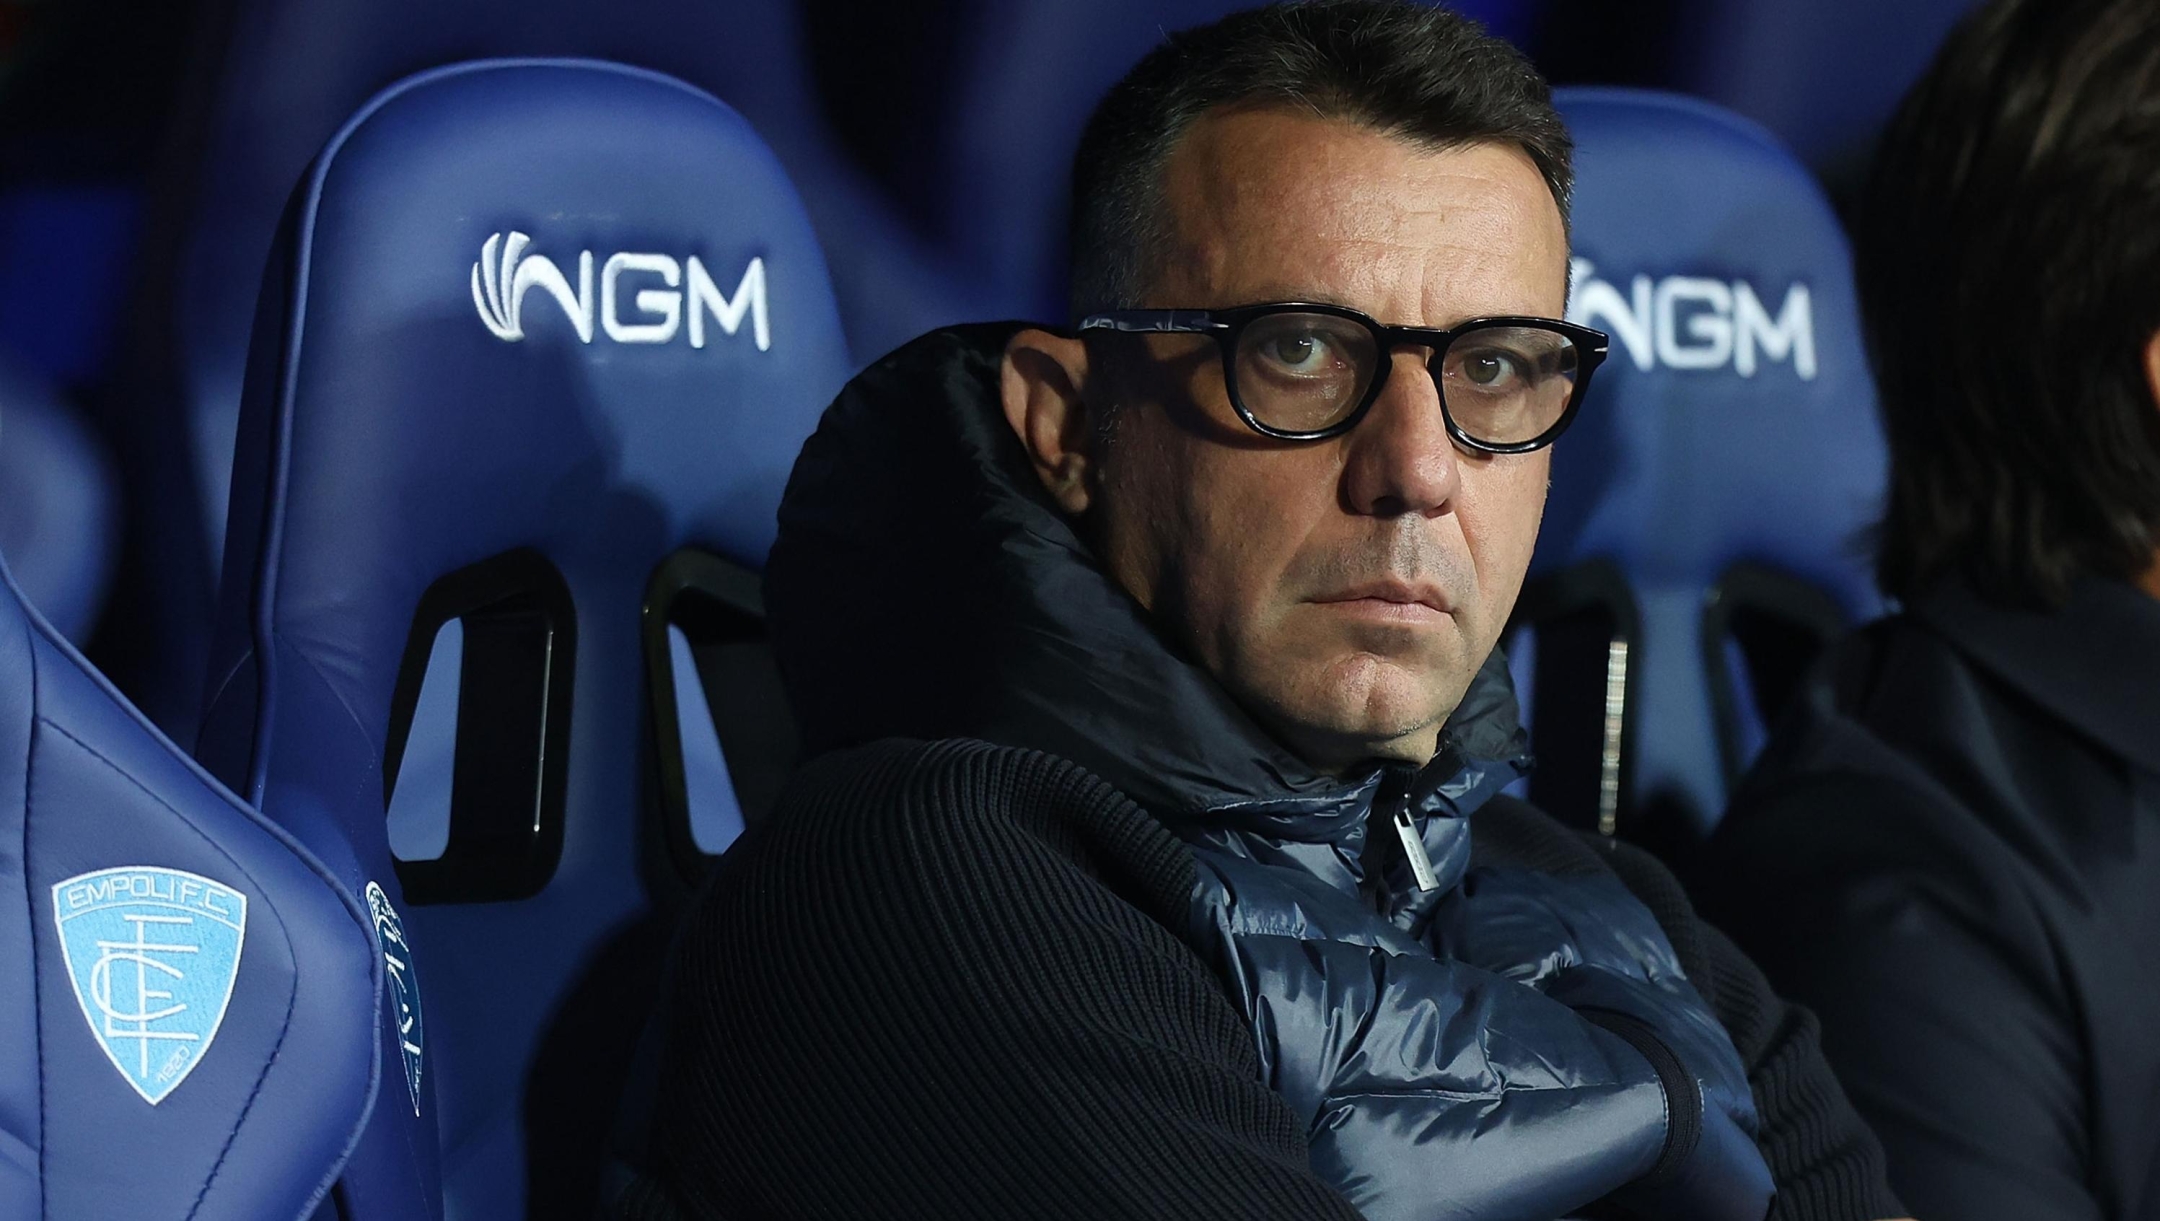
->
xmin=625 ymin=738 xmax=1901 ymax=1221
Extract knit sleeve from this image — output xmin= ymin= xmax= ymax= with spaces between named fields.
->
xmin=1604 ymin=839 xmax=1907 ymax=1221
xmin=643 ymin=737 xmax=1364 ymax=1221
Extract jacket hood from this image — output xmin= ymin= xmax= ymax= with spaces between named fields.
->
xmin=766 ymin=323 xmax=1529 ymax=852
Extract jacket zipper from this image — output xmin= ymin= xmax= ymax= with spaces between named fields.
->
xmin=1392 ymin=794 xmax=1440 ymax=892
xmin=1365 ymin=769 xmax=1441 ymax=911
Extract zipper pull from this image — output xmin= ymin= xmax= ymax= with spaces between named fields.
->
xmin=1392 ymin=804 xmax=1440 ymax=892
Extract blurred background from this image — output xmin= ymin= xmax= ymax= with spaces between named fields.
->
xmin=0 ymin=0 xmax=1977 ymax=737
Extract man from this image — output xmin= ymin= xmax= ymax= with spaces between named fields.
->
xmin=638 ymin=5 xmax=1903 ymax=1219
xmin=1696 ymin=1 xmax=2160 ymax=1219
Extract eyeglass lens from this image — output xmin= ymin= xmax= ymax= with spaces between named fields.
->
xmin=1230 ymin=312 xmax=1582 ymax=444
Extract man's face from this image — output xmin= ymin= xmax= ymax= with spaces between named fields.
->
xmin=1086 ymin=109 xmax=1569 ymax=770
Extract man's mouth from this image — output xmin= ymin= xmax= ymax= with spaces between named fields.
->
xmin=1310 ymin=579 xmax=1454 ymax=622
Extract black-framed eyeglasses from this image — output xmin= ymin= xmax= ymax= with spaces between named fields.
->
xmin=1078 ymin=301 xmax=1609 ymax=453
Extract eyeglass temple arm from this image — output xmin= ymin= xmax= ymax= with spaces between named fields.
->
xmin=1076 ymin=310 xmax=1222 ymax=335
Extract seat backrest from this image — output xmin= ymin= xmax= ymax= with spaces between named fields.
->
xmin=1509 ymin=88 xmax=1886 ymax=845
xmin=0 ymin=551 xmax=376 ymax=1218
xmin=194 ymin=59 xmax=849 ymax=1219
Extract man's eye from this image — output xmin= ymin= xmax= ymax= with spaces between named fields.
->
xmin=1265 ymin=333 xmax=1334 ymax=371
xmin=1459 ymin=350 xmax=1523 ymax=388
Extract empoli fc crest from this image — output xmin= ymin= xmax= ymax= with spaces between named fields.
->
xmin=52 ymin=866 xmax=248 ymax=1105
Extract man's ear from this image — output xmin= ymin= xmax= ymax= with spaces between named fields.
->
xmin=2144 ymin=329 xmax=2160 ymax=414
xmin=1001 ymin=328 xmax=1099 ymax=516
xmin=2144 ymin=332 xmax=2160 ymax=601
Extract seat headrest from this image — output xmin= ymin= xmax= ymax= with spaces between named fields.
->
xmin=1539 ymin=87 xmax=1885 ymax=617
xmin=229 ymin=54 xmax=845 ymax=584
xmin=206 ymin=57 xmax=849 ymax=794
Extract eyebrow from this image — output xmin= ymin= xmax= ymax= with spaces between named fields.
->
xmin=1198 ymin=288 xmax=1522 ymax=331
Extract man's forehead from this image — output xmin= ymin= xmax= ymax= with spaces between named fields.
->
xmin=1153 ymin=107 xmax=1568 ymax=324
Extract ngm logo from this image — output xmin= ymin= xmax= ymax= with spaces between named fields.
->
xmin=470 ymin=230 xmax=770 ymax=350
xmin=1568 ymin=258 xmax=1817 ymax=380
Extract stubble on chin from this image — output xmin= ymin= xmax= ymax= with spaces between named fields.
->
xmin=1226 ymin=616 xmax=1476 ymax=770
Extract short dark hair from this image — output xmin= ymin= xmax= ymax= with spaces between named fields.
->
xmin=1067 ymin=0 xmax=1572 ymax=321
xmin=1859 ymin=0 xmax=2160 ymax=606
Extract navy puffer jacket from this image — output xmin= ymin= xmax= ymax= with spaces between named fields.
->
xmin=766 ymin=325 xmax=1776 ymax=1220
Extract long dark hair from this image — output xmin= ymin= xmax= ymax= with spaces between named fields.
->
xmin=1858 ymin=0 xmax=2160 ymax=606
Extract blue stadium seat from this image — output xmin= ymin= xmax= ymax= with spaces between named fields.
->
xmin=104 ymin=0 xmax=997 ymax=744
xmin=193 ymin=59 xmax=849 ymax=1219
xmin=0 ymin=551 xmax=376 ymax=1218
xmin=0 ymin=186 xmax=141 ymax=387
xmin=1506 ymin=87 xmax=1886 ymax=845
xmin=933 ymin=0 xmax=1268 ymax=323
xmin=1670 ymin=0 xmax=1978 ymax=175
xmin=0 ymin=356 xmax=119 ymax=645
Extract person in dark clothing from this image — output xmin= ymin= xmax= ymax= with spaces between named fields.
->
xmin=1695 ymin=2 xmax=2160 ymax=1219
xmin=634 ymin=4 xmax=1905 ymax=1219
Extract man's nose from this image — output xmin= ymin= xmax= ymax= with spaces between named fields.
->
xmin=1341 ymin=348 xmax=1461 ymax=518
